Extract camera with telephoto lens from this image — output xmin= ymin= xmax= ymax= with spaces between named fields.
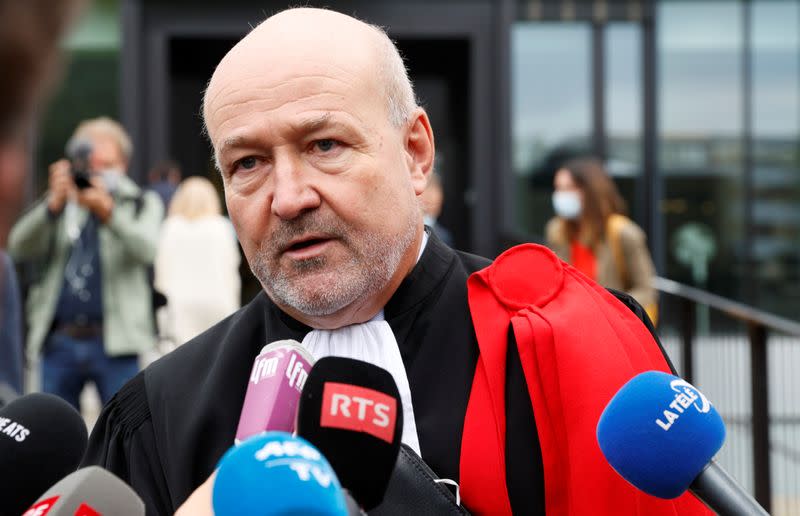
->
xmin=66 ymin=139 xmax=93 ymax=189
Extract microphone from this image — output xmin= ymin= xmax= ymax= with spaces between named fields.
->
xmin=235 ymin=339 xmax=314 ymax=443
xmin=296 ymin=356 xmax=402 ymax=511
xmin=0 ymin=393 xmax=88 ymax=515
xmin=212 ymin=431 xmax=349 ymax=516
xmin=597 ymin=371 xmax=768 ymax=516
xmin=23 ymin=466 xmax=144 ymax=515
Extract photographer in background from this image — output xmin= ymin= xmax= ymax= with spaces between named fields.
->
xmin=7 ymin=117 xmax=163 ymax=411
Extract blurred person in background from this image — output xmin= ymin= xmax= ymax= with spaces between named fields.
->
xmin=147 ymin=158 xmax=182 ymax=212
xmin=420 ymin=172 xmax=454 ymax=247
xmin=0 ymin=1 xmax=85 ymax=400
xmin=7 ymin=117 xmax=163 ymax=410
xmin=0 ymin=251 xmax=23 ymax=401
xmin=545 ymin=156 xmax=658 ymax=323
xmin=154 ymin=176 xmax=241 ymax=348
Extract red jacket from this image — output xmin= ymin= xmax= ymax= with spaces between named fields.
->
xmin=459 ymin=244 xmax=711 ymax=515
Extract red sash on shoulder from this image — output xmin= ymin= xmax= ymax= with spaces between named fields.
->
xmin=459 ymin=244 xmax=711 ymax=515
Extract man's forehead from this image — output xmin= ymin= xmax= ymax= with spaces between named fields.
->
xmin=206 ymin=71 xmax=380 ymax=146
xmin=204 ymin=9 xmax=382 ymax=124
xmin=205 ymin=57 xmax=385 ymax=150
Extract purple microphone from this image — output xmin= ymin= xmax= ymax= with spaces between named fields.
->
xmin=235 ymin=340 xmax=315 ymax=443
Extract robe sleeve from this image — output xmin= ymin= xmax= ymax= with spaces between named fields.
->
xmin=81 ymin=372 xmax=173 ymax=515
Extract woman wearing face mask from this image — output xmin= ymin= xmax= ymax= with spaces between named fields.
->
xmin=545 ymin=157 xmax=658 ymax=323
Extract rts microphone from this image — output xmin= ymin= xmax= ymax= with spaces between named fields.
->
xmin=213 ymin=431 xmax=349 ymax=515
xmin=297 ymin=356 xmax=403 ymax=510
xmin=235 ymin=339 xmax=314 ymax=443
xmin=597 ymin=371 xmax=768 ymax=516
xmin=0 ymin=393 xmax=87 ymax=515
xmin=23 ymin=466 xmax=144 ymax=515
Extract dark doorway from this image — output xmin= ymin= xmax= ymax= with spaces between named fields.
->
xmin=394 ymin=38 xmax=471 ymax=251
xmin=169 ymin=37 xmax=237 ymax=181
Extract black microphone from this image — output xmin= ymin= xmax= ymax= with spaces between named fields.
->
xmin=297 ymin=356 xmax=403 ymax=511
xmin=0 ymin=393 xmax=88 ymax=515
xmin=23 ymin=466 xmax=144 ymax=515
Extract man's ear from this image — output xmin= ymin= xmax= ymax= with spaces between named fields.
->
xmin=404 ymin=108 xmax=435 ymax=196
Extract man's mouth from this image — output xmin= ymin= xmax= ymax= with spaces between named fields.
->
xmin=289 ymin=238 xmax=326 ymax=251
xmin=282 ymin=235 xmax=335 ymax=256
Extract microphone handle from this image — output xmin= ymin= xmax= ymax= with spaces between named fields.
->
xmin=344 ymin=489 xmax=366 ymax=516
xmin=690 ymin=460 xmax=769 ymax=516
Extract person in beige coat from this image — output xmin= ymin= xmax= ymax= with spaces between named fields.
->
xmin=154 ymin=176 xmax=241 ymax=348
xmin=545 ymin=157 xmax=658 ymax=323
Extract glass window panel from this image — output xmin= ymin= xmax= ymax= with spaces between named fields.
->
xmin=751 ymin=1 xmax=800 ymax=320
xmin=605 ymin=23 xmax=643 ymax=222
xmin=511 ymin=23 xmax=592 ymax=240
xmin=657 ymin=1 xmax=745 ymax=304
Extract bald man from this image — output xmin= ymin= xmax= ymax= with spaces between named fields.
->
xmin=82 ymin=8 xmax=701 ymax=515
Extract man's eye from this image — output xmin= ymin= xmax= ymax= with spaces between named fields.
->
xmin=237 ymin=157 xmax=257 ymax=170
xmin=315 ymin=139 xmax=338 ymax=152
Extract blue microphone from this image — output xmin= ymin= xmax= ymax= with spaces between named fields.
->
xmin=597 ymin=371 xmax=767 ymax=515
xmin=212 ymin=431 xmax=349 ymax=516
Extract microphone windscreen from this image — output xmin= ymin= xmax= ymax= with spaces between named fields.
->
xmin=213 ymin=432 xmax=348 ymax=516
xmin=0 ymin=393 xmax=88 ymax=514
xmin=297 ymin=357 xmax=402 ymax=510
xmin=596 ymin=371 xmax=726 ymax=499
xmin=236 ymin=339 xmax=314 ymax=442
xmin=24 ymin=466 xmax=144 ymax=515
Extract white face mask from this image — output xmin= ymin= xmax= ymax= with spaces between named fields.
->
xmin=99 ymin=168 xmax=123 ymax=193
xmin=552 ymin=191 xmax=582 ymax=220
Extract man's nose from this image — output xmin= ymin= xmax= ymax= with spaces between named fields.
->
xmin=270 ymin=156 xmax=321 ymax=220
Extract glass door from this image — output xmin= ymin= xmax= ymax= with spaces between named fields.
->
xmin=510 ymin=5 xmax=647 ymax=244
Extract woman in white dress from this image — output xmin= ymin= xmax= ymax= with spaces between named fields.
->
xmin=154 ymin=176 xmax=240 ymax=348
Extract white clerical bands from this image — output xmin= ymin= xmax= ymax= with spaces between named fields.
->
xmin=302 ymin=318 xmax=422 ymax=457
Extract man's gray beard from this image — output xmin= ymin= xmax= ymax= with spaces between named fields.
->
xmin=250 ymin=212 xmax=418 ymax=318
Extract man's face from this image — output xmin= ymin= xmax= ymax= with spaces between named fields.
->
xmin=206 ymin=44 xmax=429 ymax=328
xmin=88 ymin=135 xmax=126 ymax=175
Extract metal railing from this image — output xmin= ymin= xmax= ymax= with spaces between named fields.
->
xmin=655 ymin=277 xmax=800 ymax=514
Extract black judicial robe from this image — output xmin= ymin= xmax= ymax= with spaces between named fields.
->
xmin=81 ymin=232 xmax=660 ymax=515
